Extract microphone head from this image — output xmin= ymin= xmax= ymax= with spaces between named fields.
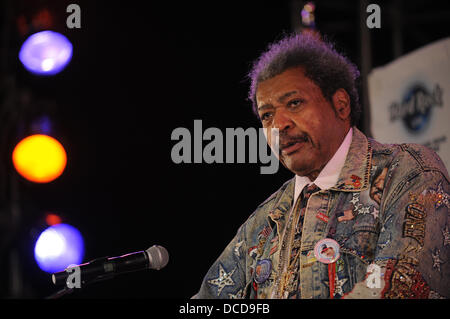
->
xmin=146 ymin=245 xmax=169 ymax=270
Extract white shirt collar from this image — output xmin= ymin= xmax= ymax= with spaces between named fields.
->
xmin=293 ymin=128 xmax=353 ymax=203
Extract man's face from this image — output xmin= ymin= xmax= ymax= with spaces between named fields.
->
xmin=256 ymin=67 xmax=349 ymax=179
xmin=324 ymin=247 xmax=335 ymax=258
xmin=370 ymin=167 xmax=388 ymax=205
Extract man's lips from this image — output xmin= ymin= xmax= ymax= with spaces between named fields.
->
xmin=280 ymin=137 xmax=308 ymax=155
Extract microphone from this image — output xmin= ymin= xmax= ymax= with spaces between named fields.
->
xmin=51 ymin=245 xmax=169 ymax=287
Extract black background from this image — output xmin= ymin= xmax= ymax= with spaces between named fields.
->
xmin=0 ymin=0 xmax=449 ymax=299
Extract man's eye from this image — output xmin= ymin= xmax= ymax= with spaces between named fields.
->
xmin=287 ymin=98 xmax=304 ymax=108
xmin=260 ymin=112 xmax=273 ymax=121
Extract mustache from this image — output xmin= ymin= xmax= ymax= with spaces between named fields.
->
xmin=279 ymin=133 xmax=309 ymax=150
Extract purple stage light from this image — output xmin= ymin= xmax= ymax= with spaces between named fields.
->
xmin=34 ymin=223 xmax=84 ymax=273
xmin=19 ymin=30 xmax=73 ymax=76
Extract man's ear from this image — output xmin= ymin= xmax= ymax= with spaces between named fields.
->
xmin=331 ymin=89 xmax=351 ymax=122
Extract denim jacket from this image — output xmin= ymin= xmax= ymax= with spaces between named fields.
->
xmin=193 ymin=127 xmax=450 ymax=299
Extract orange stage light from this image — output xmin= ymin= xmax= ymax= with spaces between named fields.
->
xmin=45 ymin=213 xmax=62 ymax=226
xmin=12 ymin=134 xmax=67 ymax=183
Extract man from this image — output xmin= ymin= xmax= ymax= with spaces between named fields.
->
xmin=320 ymin=245 xmax=336 ymax=260
xmin=193 ymin=33 xmax=449 ymax=299
xmin=370 ymin=167 xmax=389 ymax=206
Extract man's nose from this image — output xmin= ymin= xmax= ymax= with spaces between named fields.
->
xmin=272 ymin=108 xmax=294 ymax=132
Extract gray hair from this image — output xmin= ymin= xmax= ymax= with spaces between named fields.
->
xmin=248 ymin=33 xmax=361 ymax=126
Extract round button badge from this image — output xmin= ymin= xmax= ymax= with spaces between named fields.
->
xmin=314 ymin=238 xmax=340 ymax=264
xmin=254 ymin=259 xmax=272 ymax=284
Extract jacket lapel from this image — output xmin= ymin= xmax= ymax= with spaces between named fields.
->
xmin=330 ymin=127 xmax=372 ymax=192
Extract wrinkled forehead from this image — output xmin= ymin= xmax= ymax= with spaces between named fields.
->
xmin=255 ymin=66 xmax=318 ymax=107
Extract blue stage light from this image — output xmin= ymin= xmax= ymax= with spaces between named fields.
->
xmin=34 ymin=223 xmax=84 ymax=273
xmin=19 ymin=30 xmax=73 ymax=76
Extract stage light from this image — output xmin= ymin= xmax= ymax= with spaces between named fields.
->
xmin=301 ymin=2 xmax=316 ymax=27
xmin=12 ymin=134 xmax=67 ymax=183
xmin=19 ymin=30 xmax=73 ymax=75
xmin=34 ymin=223 xmax=84 ymax=273
xmin=45 ymin=213 xmax=62 ymax=226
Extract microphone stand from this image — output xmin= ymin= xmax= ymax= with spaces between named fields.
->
xmin=45 ymin=274 xmax=117 ymax=299
xmin=45 ymin=286 xmax=74 ymax=299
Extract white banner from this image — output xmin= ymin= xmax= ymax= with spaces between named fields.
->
xmin=368 ymin=37 xmax=450 ymax=171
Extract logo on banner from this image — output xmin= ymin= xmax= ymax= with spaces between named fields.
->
xmin=389 ymin=84 xmax=443 ymax=134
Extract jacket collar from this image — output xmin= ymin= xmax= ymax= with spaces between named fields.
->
xmin=329 ymin=126 xmax=372 ymax=192
xmin=267 ymin=127 xmax=372 ymax=227
xmin=294 ymin=127 xmax=353 ymax=200
xmin=267 ymin=178 xmax=295 ymax=229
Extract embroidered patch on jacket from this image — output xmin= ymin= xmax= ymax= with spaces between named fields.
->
xmin=322 ymin=267 xmax=349 ymax=299
xmin=427 ymin=182 xmax=450 ymax=210
xmin=344 ymin=174 xmax=362 ymax=189
xmin=228 ymin=288 xmax=244 ymax=299
xmin=337 ymin=209 xmax=354 ymax=222
xmin=431 ymin=248 xmax=444 ymax=272
xmin=248 ymin=246 xmax=258 ymax=258
xmin=402 ymin=202 xmax=427 ymax=246
xmin=316 ymin=212 xmax=329 ymax=223
xmin=259 ymin=225 xmax=272 ymax=238
xmin=207 ymin=263 xmax=236 ymax=296
xmin=381 ymin=258 xmax=430 ymax=299
xmin=409 ymin=182 xmax=450 ymax=211
xmin=442 ymin=226 xmax=450 ymax=247
xmin=268 ymin=235 xmax=279 ymax=256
